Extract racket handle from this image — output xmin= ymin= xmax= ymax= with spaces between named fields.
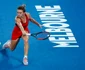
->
xmin=26 ymin=33 xmax=31 ymax=36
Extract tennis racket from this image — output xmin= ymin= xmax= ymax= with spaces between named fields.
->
xmin=26 ymin=31 xmax=50 ymax=40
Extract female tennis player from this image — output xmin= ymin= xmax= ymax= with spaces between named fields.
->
xmin=2 ymin=4 xmax=42 ymax=65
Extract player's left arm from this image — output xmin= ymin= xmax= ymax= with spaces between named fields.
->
xmin=26 ymin=12 xmax=42 ymax=28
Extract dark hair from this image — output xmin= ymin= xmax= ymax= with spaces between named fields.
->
xmin=17 ymin=4 xmax=26 ymax=12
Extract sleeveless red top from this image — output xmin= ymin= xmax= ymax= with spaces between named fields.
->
xmin=11 ymin=13 xmax=30 ymax=40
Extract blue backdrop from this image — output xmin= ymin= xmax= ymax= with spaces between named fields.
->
xmin=0 ymin=0 xmax=84 ymax=70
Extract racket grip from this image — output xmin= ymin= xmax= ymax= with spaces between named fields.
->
xmin=26 ymin=33 xmax=31 ymax=36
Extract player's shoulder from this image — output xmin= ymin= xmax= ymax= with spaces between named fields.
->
xmin=25 ymin=12 xmax=30 ymax=15
xmin=25 ymin=12 xmax=31 ymax=17
xmin=25 ymin=12 xmax=31 ymax=20
xmin=15 ymin=16 xmax=21 ymax=21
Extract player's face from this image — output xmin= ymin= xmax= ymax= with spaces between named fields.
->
xmin=17 ymin=10 xmax=24 ymax=17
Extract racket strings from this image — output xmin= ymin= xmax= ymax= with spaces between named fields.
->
xmin=36 ymin=32 xmax=50 ymax=40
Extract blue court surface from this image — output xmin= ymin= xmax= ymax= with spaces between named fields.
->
xmin=0 ymin=0 xmax=85 ymax=70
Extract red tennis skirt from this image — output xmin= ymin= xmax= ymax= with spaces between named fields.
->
xmin=11 ymin=26 xmax=30 ymax=40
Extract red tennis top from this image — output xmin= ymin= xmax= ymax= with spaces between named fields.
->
xmin=11 ymin=13 xmax=30 ymax=40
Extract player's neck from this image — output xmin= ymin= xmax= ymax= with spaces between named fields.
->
xmin=21 ymin=14 xmax=25 ymax=19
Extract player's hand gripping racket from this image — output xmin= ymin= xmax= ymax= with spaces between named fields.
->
xmin=26 ymin=31 xmax=50 ymax=40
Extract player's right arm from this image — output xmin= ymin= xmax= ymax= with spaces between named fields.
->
xmin=15 ymin=17 xmax=27 ymax=35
